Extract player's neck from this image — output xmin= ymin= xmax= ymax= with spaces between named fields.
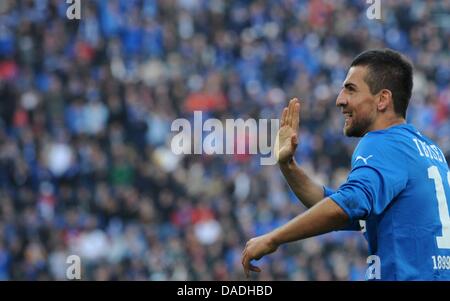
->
xmin=369 ymin=115 xmax=406 ymax=132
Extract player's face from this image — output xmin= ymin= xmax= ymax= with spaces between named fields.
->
xmin=336 ymin=66 xmax=378 ymax=137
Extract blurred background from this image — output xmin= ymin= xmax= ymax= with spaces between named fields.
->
xmin=0 ymin=0 xmax=449 ymax=280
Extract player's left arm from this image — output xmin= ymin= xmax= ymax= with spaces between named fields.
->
xmin=241 ymin=197 xmax=349 ymax=277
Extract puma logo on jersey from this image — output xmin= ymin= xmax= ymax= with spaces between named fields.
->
xmin=355 ymin=155 xmax=373 ymax=165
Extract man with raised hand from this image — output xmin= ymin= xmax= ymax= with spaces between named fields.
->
xmin=242 ymin=49 xmax=450 ymax=280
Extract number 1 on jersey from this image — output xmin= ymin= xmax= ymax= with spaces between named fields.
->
xmin=428 ymin=166 xmax=450 ymax=249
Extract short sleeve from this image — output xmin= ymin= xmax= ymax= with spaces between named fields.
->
xmin=323 ymin=186 xmax=335 ymax=197
xmin=324 ymin=187 xmax=361 ymax=231
xmin=329 ymin=135 xmax=409 ymax=222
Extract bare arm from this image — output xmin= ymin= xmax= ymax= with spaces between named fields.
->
xmin=276 ymin=99 xmax=326 ymax=208
xmin=241 ymin=197 xmax=349 ymax=277
xmin=279 ymin=158 xmax=326 ymax=208
xmin=269 ymin=198 xmax=348 ymax=244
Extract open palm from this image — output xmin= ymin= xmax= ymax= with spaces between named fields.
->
xmin=275 ymin=98 xmax=301 ymax=164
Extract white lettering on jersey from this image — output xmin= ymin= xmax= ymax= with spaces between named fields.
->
xmin=412 ymin=138 xmax=444 ymax=163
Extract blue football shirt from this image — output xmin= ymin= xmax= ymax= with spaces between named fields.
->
xmin=326 ymin=124 xmax=450 ymax=280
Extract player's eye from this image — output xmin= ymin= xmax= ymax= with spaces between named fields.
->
xmin=344 ymin=85 xmax=356 ymax=92
xmin=345 ymin=87 xmax=354 ymax=93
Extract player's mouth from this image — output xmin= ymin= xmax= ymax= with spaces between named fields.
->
xmin=343 ymin=112 xmax=353 ymax=124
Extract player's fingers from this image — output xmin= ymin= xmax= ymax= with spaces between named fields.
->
xmin=243 ymin=260 xmax=250 ymax=278
xmin=286 ymin=100 xmax=293 ymax=126
xmin=241 ymin=250 xmax=250 ymax=278
xmin=292 ymin=101 xmax=300 ymax=129
xmin=281 ymin=107 xmax=288 ymax=127
xmin=242 ymin=255 xmax=260 ymax=278
xmin=249 ymin=264 xmax=261 ymax=273
xmin=287 ymin=98 xmax=297 ymax=127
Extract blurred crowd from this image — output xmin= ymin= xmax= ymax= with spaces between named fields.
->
xmin=0 ymin=0 xmax=449 ymax=280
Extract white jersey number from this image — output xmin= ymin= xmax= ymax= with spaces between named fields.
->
xmin=428 ymin=166 xmax=450 ymax=249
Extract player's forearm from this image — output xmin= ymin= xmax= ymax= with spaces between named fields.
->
xmin=279 ymin=158 xmax=325 ymax=208
xmin=268 ymin=198 xmax=349 ymax=246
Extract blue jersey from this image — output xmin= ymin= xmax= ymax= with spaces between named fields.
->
xmin=326 ymin=124 xmax=450 ymax=280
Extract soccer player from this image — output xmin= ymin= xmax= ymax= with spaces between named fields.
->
xmin=242 ymin=49 xmax=450 ymax=280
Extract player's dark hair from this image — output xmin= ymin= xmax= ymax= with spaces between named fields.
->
xmin=350 ymin=49 xmax=413 ymax=118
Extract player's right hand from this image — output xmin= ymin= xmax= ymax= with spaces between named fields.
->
xmin=242 ymin=233 xmax=278 ymax=278
xmin=275 ymin=98 xmax=300 ymax=164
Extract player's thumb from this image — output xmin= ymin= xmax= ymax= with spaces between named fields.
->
xmin=291 ymin=134 xmax=298 ymax=148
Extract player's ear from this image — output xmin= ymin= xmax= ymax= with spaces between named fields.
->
xmin=377 ymin=89 xmax=392 ymax=112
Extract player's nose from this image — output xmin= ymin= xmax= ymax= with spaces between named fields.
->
xmin=336 ymin=91 xmax=347 ymax=107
